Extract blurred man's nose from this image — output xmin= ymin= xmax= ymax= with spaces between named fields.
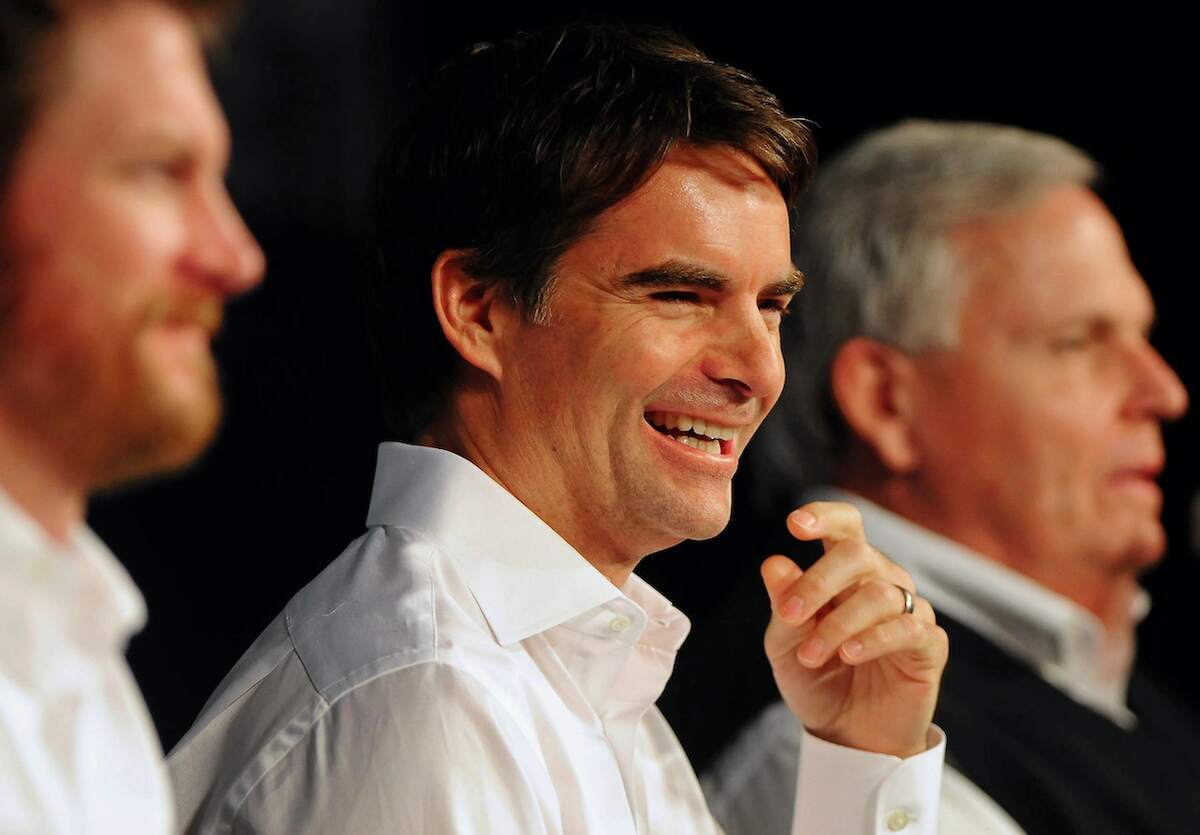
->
xmin=186 ymin=181 xmax=265 ymax=296
xmin=1126 ymin=338 xmax=1189 ymax=422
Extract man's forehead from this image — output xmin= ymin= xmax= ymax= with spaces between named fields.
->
xmin=575 ymin=144 xmax=792 ymax=275
xmin=36 ymin=2 xmax=227 ymax=154
xmin=958 ymin=243 xmax=1156 ymax=338
xmin=950 ymin=185 xmax=1148 ymax=318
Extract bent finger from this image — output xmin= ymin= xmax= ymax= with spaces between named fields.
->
xmin=837 ymin=616 xmax=949 ymax=670
xmin=794 ymin=580 xmax=923 ymax=667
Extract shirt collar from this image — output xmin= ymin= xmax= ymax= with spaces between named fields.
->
xmin=804 ymin=487 xmax=1147 ymax=724
xmin=622 ymin=573 xmax=691 ymax=653
xmin=365 ymin=443 xmax=625 ymax=646
xmin=0 ymin=484 xmax=146 ymax=648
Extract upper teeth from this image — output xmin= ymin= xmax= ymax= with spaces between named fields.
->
xmin=646 ymin=411 xmax=736 ymax=441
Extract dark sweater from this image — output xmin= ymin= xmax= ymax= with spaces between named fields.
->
xmin=937 ymin=613 xmax=1200 ymax=834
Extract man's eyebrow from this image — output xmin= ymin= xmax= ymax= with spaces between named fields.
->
xmin=619 ymin=262 xmax=728 ymax=291
xmin=618 ymin=261 xmax=805 ymax=295
xmin=767 ymin=269 xmax=806 ymax=296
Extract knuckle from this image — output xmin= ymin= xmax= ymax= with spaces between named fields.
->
xmin=865 ymin=580 xmax=894 ymax=606
xmin=840 ymin=540 xmax=873 ymax=567
xmin=805 ymin=571 xmax=833 ymax=599
xmin=888 ymin=614 xmax=920 ymax=643
xmin=877 ymin=618 xmax=904 ymax=646
xmin=865 ymin=545 xmax=895 ymax=576
xmin=935 ymin=624 xmax=950 ymax=650
xmin=918 ymin=599 xmax=937 ymax=624
xmin=817 ymin=612 xmax=849 ymax=642
xmin=844 ymin=503 xmax=864 ymax=527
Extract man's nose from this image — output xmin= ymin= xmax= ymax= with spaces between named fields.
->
xmin=184 ymin=180 xmax=266 ymax=296
xmin=1126 ymin=339 xmax=1189 ymax=421
xmin=699 ymin=303 xmax=785 ymax=402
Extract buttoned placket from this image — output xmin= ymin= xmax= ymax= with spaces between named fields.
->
xmin=543 ymin=592 xmax=691 ymax=833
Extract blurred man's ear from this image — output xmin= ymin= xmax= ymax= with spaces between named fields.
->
xmin=830 ymin=337 xmax=921 ymax=474
xmin=430 ymin=250 xmax=517 ymax=383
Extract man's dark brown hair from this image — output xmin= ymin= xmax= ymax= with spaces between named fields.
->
xmin=369 ymin=23 xmax=816 ymax=441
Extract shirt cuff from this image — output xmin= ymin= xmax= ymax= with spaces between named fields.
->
xmin=791 ymin=725 xmax=945 ymax=835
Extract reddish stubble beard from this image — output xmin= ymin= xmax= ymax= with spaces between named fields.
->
xmin=0 ymin=274 xmax=225 ymax=490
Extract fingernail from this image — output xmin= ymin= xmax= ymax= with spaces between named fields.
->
xmin=780 ymin=597 xmax=805 ymax=622
xmin=798 ymin=637 xmax=824 ymax=665
xmin=790 ymin=510 xmax=816 ymax=528
xmin=842 ymin=640 xmax=863 ymax=659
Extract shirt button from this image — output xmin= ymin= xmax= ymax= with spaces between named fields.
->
xmin=885 ymin=809 xmax=911 ymax=831
xmin=608 ymin=615 xmax=632 ymax=634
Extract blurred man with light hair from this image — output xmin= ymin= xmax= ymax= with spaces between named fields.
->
xmin=703 ymin=120 xmax=1200 ymax=834
xmin=0 ymin=1 xmax=263 ymax=831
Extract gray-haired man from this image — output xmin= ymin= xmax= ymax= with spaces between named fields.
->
xmin=704 ymin=120 xmax=1200 ymax=835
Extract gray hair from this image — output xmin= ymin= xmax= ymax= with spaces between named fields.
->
xmin=754 ymin=119 xmax=1099 ymax=493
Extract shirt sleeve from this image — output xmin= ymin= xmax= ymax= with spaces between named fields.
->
xmin=792 ymin=725 xmax=945 ymax=835
xmin=228 ymin=662 xmax=562 ymax=835
xmin=939 ymin=766 xmax=1026 ymax=835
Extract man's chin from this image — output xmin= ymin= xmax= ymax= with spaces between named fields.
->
xmin=1103 ymin=517 xmax=1167 ymax=575
xmin=1129 ymin=529 xmax=1168 ymax=573
xmin=684 ymin=512 xmax=732 ymax=542
xmin=649 ymin=498 xmax=732 ymax=547
xmin=93 ymin=369 xmax=223 ymax=487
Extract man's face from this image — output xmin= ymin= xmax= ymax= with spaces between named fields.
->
xmin=905 ymin=185 xmax=1187 ymax=596
xmin=489 ymin=145 xmax=797 ymax=565
xmin=0 ymin=1 xmax=264 ymax=488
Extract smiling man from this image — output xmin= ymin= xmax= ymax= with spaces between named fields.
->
xmin=169 ymin=26 xmax=947 ymax=834
xmin=704 ymin=121 xmax=1200 ymax=835
xmin=0 ymin=1 xmax=263 ymax=832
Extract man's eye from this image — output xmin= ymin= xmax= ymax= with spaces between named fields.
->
xmin=1049 ymin=333 xmax=1090 ymax=352
xmin=650 ymin=291 xmax=701 ymax=304
xmin=760 ymin=300 xmax=792 ymax=317
xmin=128 ymin=156 xmax=189 ymax=183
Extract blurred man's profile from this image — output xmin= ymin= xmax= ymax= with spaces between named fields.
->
xmin=0 ymin=2 xmax=263 ymax=831
xmin=704 ymin=120 xmax=1200 ymax=835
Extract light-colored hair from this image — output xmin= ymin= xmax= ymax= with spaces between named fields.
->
xmin=754 ymin=119 xmax=1099 ymax=492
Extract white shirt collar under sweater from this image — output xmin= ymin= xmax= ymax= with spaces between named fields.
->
xmin=806 ymin=488 xmax=1148 ymax=729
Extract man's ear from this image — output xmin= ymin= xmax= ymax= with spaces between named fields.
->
xmin=829 ymin=337 xmax=921 ymax=474
xmin=430 ymin=250 xmax=515 ymax=382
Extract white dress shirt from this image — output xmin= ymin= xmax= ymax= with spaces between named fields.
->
xmin=703 ymin=488 xmax=1150 ymax=835
xmin=0 ymin=488 xmax=173 ymax=835
xmin=169 ymin=444 xmax=944 ymax=834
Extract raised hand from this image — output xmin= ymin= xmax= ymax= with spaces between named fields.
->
xmin=762 ymin=501 xmax=948 ymax=757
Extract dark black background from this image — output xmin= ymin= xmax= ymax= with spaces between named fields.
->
xmin=88 ymin=3 xmax=1199 ymax=769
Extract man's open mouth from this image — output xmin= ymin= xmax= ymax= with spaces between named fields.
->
xmin=645 ymin=411 xmax=735 ymax=455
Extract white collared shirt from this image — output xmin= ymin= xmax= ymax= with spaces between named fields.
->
xmin=704 ymin=488 xmax=1151 ymax=835
xmin=821 ymin=488 xmax=1146 ymax=727
xmin=169 ymin=444 xmax=943 ymax=834
xmin=0 ymin=488 xmax=173 ymax=835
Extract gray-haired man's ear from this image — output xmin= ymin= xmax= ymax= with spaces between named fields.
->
xmin=829 ymin=337 xmax=921 ymax=475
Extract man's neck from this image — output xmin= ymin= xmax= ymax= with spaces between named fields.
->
xmin=842 ymin=474 xmax=1141 ymax=642
xmin=0 ymin=414 xmax=85 ymax=543
xmin=423 ymin=416 xmax=643 ymax=589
